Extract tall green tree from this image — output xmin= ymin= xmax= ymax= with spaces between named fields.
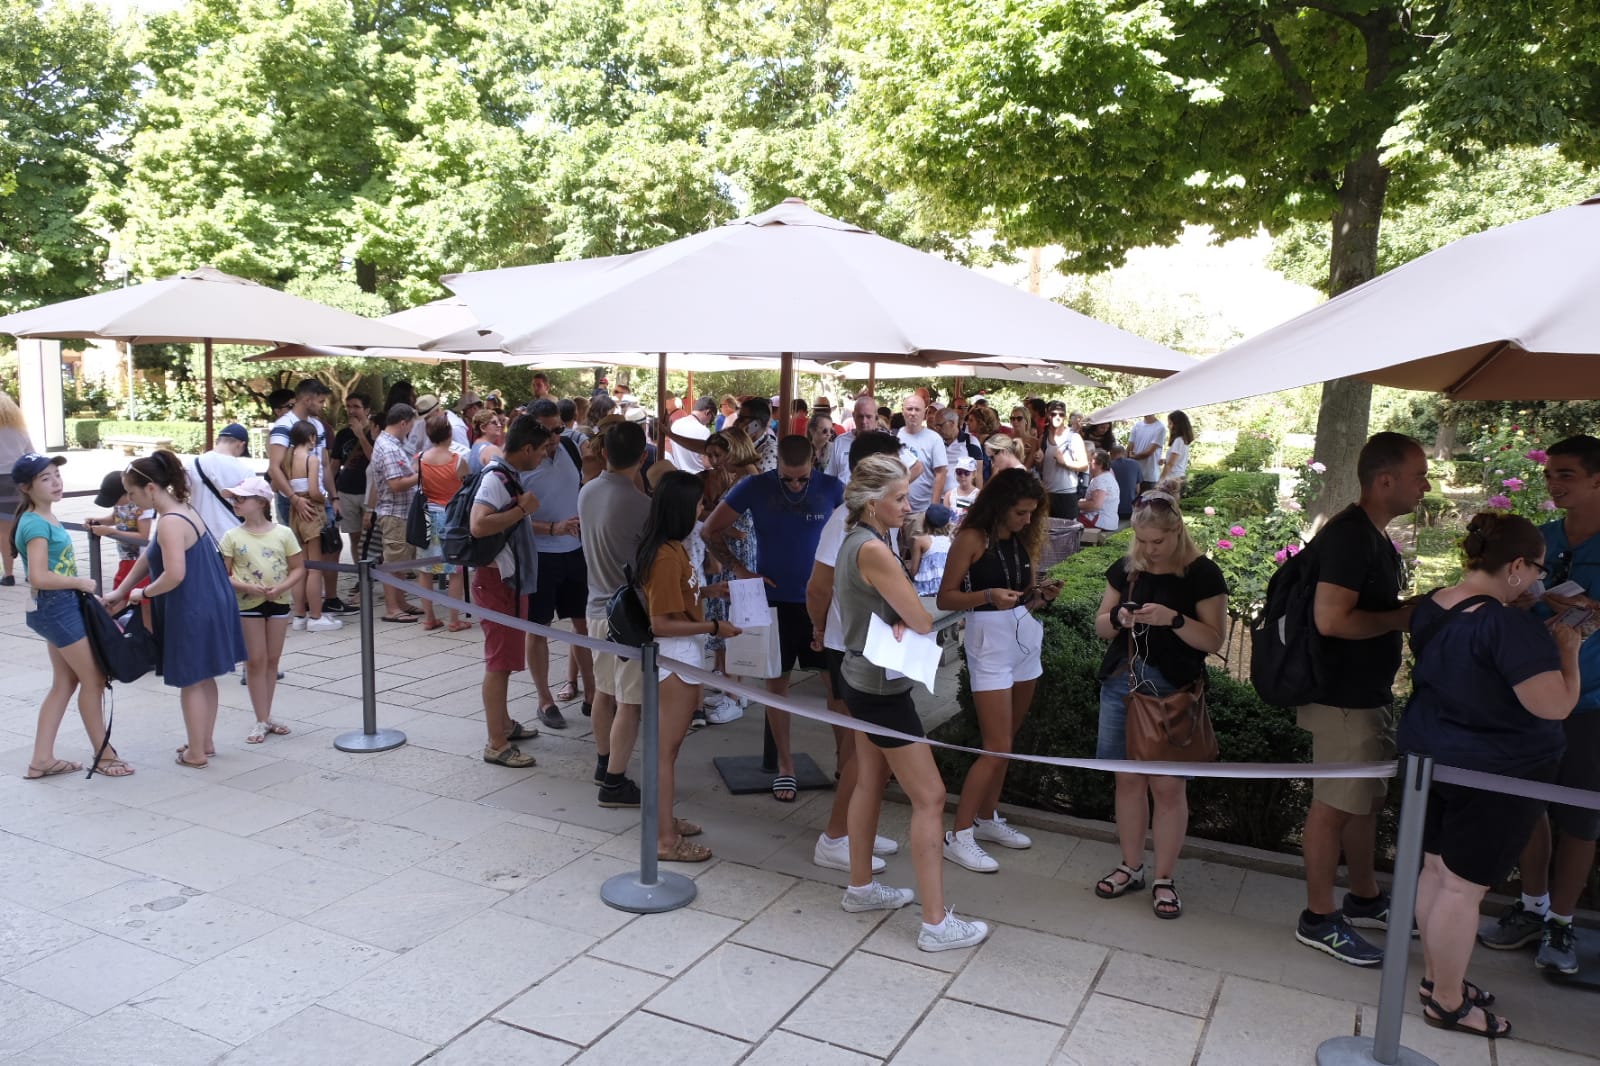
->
xmin=0 ymin=0 xmax=131 ymax=314
xmin=838 ymin=0 xmax=1600 ymax=517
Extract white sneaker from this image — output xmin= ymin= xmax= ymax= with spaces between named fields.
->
xmin=873 ymin=834 xmax=900 ymax=856
xmin=840 ymin=881 xmax=915 ymax=913
xmin=917 ymin=909 xmax=990 ymax=952
xmin=973 ymin=814 xmax=1032 ymax=850
xmin=305 ymin=615 xmax=344 ymax=632
xmin=814 ymin=834 xmax=886 ymax=874
xmin=290 ymin=615 xmax=307 ymax=631
xmin=705 ymin=696 xmax=744 ymax=725
xmin=943 ymin=827 xmax=999 ymax=873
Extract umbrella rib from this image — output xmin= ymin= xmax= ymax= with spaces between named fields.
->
xmin=1442 ymin=339 xmax=1514 ymax=399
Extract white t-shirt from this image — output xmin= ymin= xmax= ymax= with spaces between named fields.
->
xmin=186 ymin=450 xmax=257 ymax=537
xmin=1129 ymin=419 xmax=1167 ymax=482
xmin=825 ymin=433 xmax=922 ymax=487
xmin=1083 ymin=471 xmax=1120 ymax=525
xmin=473 ymin=465 xmax=520 ymax=576
xmin=447 ymin=410 xmax=470 ymax=451
xmin=897 ymin=426 xmax=946 ymax=512
xmin=669 ymin=416 xmax=709 ymax=473
xmin=815 ymin=505 xmax=899 ymax=652
xmin=1166 ymin=435 xmax=1190 ymax=479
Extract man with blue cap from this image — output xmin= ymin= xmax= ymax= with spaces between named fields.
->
xmin=185 ymin=422 xmax=255 ymax=538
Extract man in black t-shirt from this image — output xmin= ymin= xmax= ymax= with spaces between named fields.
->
xmin=1294 ymin=432 xmax=1429 ymax=967
xmin=328 ymin=393 xmax=377 ymax=609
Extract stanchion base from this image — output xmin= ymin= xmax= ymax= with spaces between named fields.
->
xmin=713 ymin=753 xmax=832 ymax=795
xmin=1544 ymin=940 xmax=1600 ymax=991
xmin=1315 ymin=1036 xmax=1437 ymax=1066
xmin=334 ymin=728 xmax=407 ymax=753
xmin=600 ymin=870 xmax=697 ymax=914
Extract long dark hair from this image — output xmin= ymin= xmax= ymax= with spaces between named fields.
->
xmin=636 ymin=470 xmax=704 ymax=586
xmin=1168 ymin=409 xmax=1195 ymax=445
xmin=124 ymin=449 xmax=192 ymax=504
xmin=961 ymin=468 xmax=1047 ymax=562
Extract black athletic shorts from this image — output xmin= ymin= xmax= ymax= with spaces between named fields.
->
xmin=1424 ymin=769 xmax=1555 ymax=887
xmin=839 ymin=676 xmax=924 ymax=750
xmin=775 ymin=601 xmax=826 ymax=674
xmin=528 ymin=548 xmax=588 ymax=626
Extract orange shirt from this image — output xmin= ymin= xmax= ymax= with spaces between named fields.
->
xmin=643 ymin=540 xmax=702 ymax=621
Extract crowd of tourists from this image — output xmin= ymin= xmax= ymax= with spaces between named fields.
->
xmin=4 ymin=377 xmax=1598 ymax=1015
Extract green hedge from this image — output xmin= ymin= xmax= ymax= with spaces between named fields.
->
xmin=930 ymin=527 xmax=1314 ymax=851
xmin=1182 ymin=468 xmax=1227 ymax=498
xmin=1185 ymin=471 xmax=1280 ymax=516
xmin=70 ymin=420 xmax=208 ymax=454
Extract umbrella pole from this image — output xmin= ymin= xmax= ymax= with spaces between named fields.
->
xmin=685 ymin=371 xmax=695 ymax=405
xmin=779 ymin=352 xmax=794 ymax=438
xmin=657 ymin=352 xmax=668 ymax=454
xmin=867 ymin=360 xmax=876 ymax=398
xmin=204 ymin=338 xmax=215 ymax=451
xmin=460 ymin=360 xmax=469 ymax=398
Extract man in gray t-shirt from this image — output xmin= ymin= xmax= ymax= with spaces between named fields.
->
xmin=578 ymin=422 xmax=653 ymax=806
xmin=897 ymin=394 xmax=946 ymax=524
xmin=521 ymin=402 xmax=592 ymax=730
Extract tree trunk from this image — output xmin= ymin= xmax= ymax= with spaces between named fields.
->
xmin=355 ymin=258 xmax=377 ymax=294
xmin=1309 ymin=147 xmax=1389 ymax=527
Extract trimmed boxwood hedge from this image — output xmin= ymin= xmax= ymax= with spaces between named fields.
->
xmin=67 ymin=419 xmax=208 ymax=454
xmin=930 ymin=528 xmax=1315 ymax=851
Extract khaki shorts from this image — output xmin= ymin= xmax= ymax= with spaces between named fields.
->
xmin=338 ymin=491 xmax=368 ymax=535
xmin=376 ymin=514 xmax=417 ymax=569
xmin=1297 ymin=703 xmax=1395 ymax=815
xmin=589 ymin=616 xmax=643 ymax=705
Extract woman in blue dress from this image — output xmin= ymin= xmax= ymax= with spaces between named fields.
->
xmin=110 ymin=450 xmax=247 ymax=768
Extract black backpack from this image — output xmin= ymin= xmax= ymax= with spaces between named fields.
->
xmin=1248 ymin=538 xmax=1324 ymax=707
xmin=78 ymin=592 xmax=159 ymax=685
xmin=440 ymin=460 xmax=520 ymax=567
xmin=605 ymin=564 xmax=654 ymax=648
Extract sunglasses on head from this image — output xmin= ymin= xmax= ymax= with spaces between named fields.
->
xmin=1133 ymin=493 xmax=1178 ymax=513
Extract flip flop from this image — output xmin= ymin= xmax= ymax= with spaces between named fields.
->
xmin=24 ymin=758 xmax=81 ymax=779
xmin=421 ymin=620 xmax=444 ymax=631
xmin=91 ymin=759 xmax=135 ymax=778
xmin=447 ymin=620 xmax=473 ymax=632
xmin=175 ymin=754 xmax=209 ymax=769
xmin=554 ymin=681 xmax=577 ymax=702
xmin=381 ymin=614 xmax=419 ymax=623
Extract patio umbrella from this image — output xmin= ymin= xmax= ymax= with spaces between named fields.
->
xmin=443 ymin=199 xmax=1195 ymax=429
xmin=1091 ymin=197 xmax=1600 ymax=421
xmin=834 ymin=360 xmax=1105 ymax=391
xmin=0 ymin=266 xmax=426 ymax=447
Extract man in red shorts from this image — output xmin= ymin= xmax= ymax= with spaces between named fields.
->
xmin=468 ymin=416 xmax=546 ymax=767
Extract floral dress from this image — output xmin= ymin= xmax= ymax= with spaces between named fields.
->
xmin=704 ymin=513 xmax=756 ymax=651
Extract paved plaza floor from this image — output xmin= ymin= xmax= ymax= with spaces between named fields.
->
xmin=1 ymin=459 xmax=1597 ymax=1065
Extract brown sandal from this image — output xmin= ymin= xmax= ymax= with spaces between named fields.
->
xmin=658 ymin=836 xmax=713 ymax=862
xmin=674 ymin=817 xmax=702 ymax=837
xmin=24 ymin=758 xmax=81 ymax=779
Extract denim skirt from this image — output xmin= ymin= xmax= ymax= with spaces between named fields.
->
xmin=25 ymin=588 xmax=86 ymax=648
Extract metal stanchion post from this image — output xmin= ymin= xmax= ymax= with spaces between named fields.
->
xmin=87 ymin=530 xmax=103 ymax=596
xmin=335 ymin=559 xmax=407 ymax=753
xmin=1317 ymin=753 xmax=1438 ymax=1066
xmin=601 ymin=641 xmax=697 ymax=913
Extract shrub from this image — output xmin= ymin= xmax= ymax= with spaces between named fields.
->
xmin=1222 ymin=430 xmax=1276 ymax=472
xmin=66 ymin=419 xmax=109 ymax=448
xmin=930 ymin=527 xmax=1314 ymax=852
xmin=1446 ymin=459 xmax=1484 ymax=488
xmin=1203 ymin=472 xmax=1280 ymax=516
xmin=86 ymin=420 xmax=208 ymax=454
xmin=1182 ymin=468 xmax=1227 ymax=499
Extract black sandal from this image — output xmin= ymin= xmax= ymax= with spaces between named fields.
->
xmin=1421 ymin=992 xmax=1509 ymax=1040
xmin=1094 ymin=863 xmax=1145 ymax=899
xmin=1151 ymin=878 xmax=1182 ymax=920
xmin=1419 ymin=977 xmax=1494 ymax=1009
xmin=771 ymin=775 xmax=798 ymax=802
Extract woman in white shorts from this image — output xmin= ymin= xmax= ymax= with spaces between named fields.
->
xmin=637 ymin=470 xmax=741 ymax=863
xmin=936 ymin=469 xmax=1061 ymax=873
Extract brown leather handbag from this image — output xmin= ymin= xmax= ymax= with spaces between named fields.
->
xmin=1122 ymin=573 xmax=1218 ymax=762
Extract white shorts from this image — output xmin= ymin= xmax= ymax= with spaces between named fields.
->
xmin=656 ymin=635 xmax=705 ymax=684
xmin=964 ymin=606 xmax=1044 ymax=692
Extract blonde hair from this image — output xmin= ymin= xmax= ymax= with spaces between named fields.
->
xmin=709 ymin=426 xmax=759 ymax=469
xmin=0 ymin=390 xmax=25 ymax=433
xmin=983 ymin=433 xmax=1024 ymax=461
xmin=844 ymin=454 xmax=908 ymax=527
xmin=1125 ymin=496 xmax=1202 ymax=575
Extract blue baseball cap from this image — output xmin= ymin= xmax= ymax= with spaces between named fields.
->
xmin=10 ymin=453 xmax=64 ymax=484
xmin=217 ymin=422 xmax=251 ymax=457
xmin=925 ymin=504 xmax=954 ymax=529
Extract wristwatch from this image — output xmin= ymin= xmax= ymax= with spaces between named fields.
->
xmin=1170 ymin=611 xmax=1186 ymax=630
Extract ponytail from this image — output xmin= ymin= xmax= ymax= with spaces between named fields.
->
xmin=125 ymin=449 xmax=192 ymax=504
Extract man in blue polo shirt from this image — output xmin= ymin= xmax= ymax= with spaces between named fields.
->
xmin=703 ymin=435 xmax=844 ymax=802
xmin=1480 ymin=434 xmax=1600 ymax=975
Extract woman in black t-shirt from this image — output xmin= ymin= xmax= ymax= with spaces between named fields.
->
xmin=1091 ymin=490 xmax=1226 ymax=919
xmin=1397 ymin=512 xmax=1579 ymax=1041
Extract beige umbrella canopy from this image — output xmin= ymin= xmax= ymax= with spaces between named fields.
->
xmin=0 ymin=266 xmax=425 ymax=446
xmin=1093 ymin=197 xmax=1600 ymax=421
xmin=834 ymin=360 xmax=1105 ymax=391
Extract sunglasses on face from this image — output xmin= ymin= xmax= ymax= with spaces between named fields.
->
xmin=780 ymin=475 xmax=810 ymax=489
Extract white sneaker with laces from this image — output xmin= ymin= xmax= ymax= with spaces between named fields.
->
xmin=705 ymin=696 xmax=744 ymax=724
xmin=290 ymin=615 xmax=307 ymax=631
xmin=943 ymin=827 xmax=999 ymax=873
xmin=973 ymin=814 xmax=1032 ymax=850
xmin=872 ymin=834 xmax=900 ymax=856
xmin=917 ymin=909 xmax=990 ymax=952
xmin=813 ymin=834 xmax=886 ymax=874
xmin=306 ymin=615 xmax=344 ymax=632
xmin=840 ymin=881 xmax=915 ymax=913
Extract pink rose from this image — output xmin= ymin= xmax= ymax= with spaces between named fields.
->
xmin=1216 ymin=538 xmax=1233 ymax=550
xmin=1285 ymin=500 xmax=1302 ymax=511
xmin=1526 ymin=449 xmax=1548 ymax=464
xmin=1229 ymin=525 xmax=1246 ymax=537
xmin=1541 ymin=499 xmax=1559 ymax=511
xmin=1307 ymin=460 xmax=1326 ymax=474
xmin=1487 ymin=494 xmax=1513 ymax=510
xmin=1274 ymin=549 xmax=1288 ymax=563
xmin=1287 ymin=544 xmax=1301 ymax=556
xmin=1203 ymin=506 xmax=1216 ymax=516
xmin=1502 ymin=477 xmax=1524 ymax=491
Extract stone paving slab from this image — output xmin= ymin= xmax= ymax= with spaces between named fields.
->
xmin=0 ymin=480 xmax=1597 ymax=1065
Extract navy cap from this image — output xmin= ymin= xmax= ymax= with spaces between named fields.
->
xmin=10 ymin=452 xmax=64 ymax=484
xmin=218 ymin=422 xmax=248 ymax=442
xmin=925 ymin=504 xmax=954 ymax=529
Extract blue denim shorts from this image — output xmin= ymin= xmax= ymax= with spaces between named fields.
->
xmin=25 ymin=588 xmax=86 ymax=649
xmin=1097 ymin=659 xmax=1177 ymax=759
